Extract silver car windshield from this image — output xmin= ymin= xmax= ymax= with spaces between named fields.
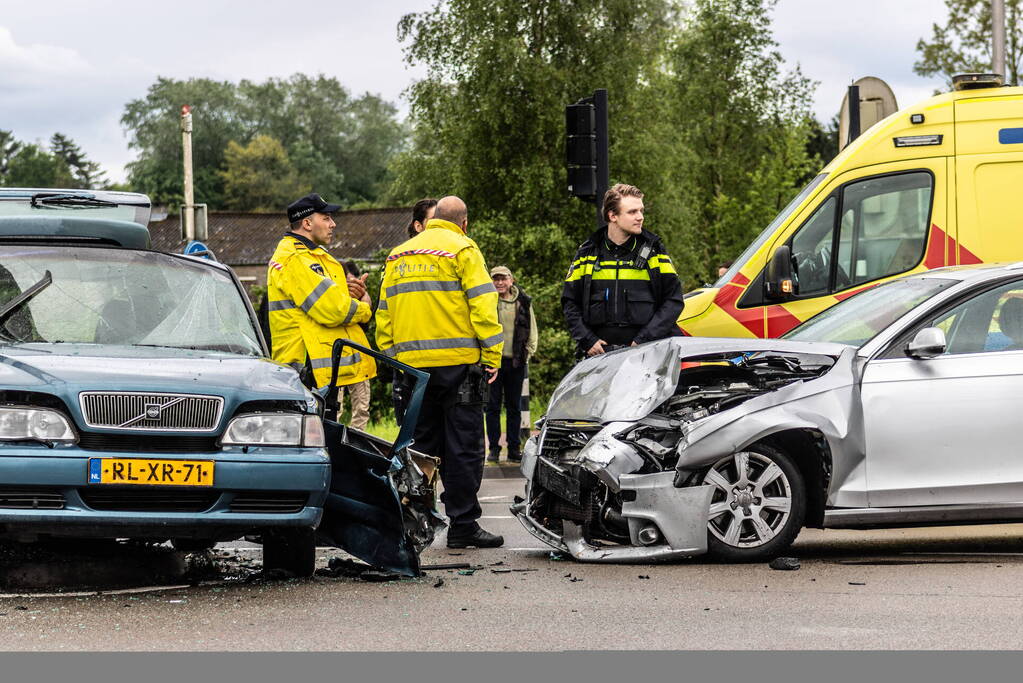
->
xmin=784 ymin=277 xmax=957 ymax=347
xmin=0 ymin=245 xmax=261 ymax=355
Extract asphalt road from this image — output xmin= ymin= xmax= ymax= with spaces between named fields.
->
xmin=4 ymin=476 xmax=1023 ymax=650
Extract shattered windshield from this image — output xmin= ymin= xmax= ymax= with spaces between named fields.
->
xmin=784 ymin=277 xmax=956 ymax=347
xmin=0 ymin=245 xmax=261 ymax=355
xmin=546 ymin=339 xmax=683 ymax=423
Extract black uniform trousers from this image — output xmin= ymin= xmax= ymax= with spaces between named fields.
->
xmin=412 ymin=364 xmax=485 ymax=537
xmin=485 ymin=358 xmax=527 ymax=458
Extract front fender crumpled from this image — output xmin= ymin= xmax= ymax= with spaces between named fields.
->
xmin=675 ymin=348 xmax=865 ymax=507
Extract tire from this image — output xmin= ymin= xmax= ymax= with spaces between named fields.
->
xmin=261 ymin=527 xmax=316 ymax=577
xmin=171 ymin=538 xmax=217 ymax=552
xmin=700 ymin=443 xmax=805 ymax=562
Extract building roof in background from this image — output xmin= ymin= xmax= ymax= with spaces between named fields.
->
xmin=149 ymin=207 xmax=410 ymax=265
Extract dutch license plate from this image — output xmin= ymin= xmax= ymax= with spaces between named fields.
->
xmin=88 ymin=458 xmax=214 ymax=487
xmin=537 ymin=457 xmax=581 ymax=506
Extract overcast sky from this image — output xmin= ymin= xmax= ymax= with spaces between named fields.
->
xmin=0 ymin=0 xmax=948 ymax=183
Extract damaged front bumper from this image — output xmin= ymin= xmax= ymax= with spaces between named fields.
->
xmin=511 ymin=336 xmax=852 ymax=563
xmin=512 ymin=438 xmax=713 ymax=562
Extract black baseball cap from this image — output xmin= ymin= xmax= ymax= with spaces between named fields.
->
xmin=287 ymin=193 xmax=341 ymax=223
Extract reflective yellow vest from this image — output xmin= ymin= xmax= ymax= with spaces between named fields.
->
xmin=267 ymin=232 xmax=376 ymax=387
xmin=376 ymin=219 xmax=503 ymax=368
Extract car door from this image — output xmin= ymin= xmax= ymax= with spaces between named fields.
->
xmin=861 ymin=276 xmax=1023 ymax=507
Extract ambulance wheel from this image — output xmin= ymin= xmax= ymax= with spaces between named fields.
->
xmin=262 ymin=527 xmax=316 ymax=577
xmin=700 ymin=444 xmax=805 ymax=562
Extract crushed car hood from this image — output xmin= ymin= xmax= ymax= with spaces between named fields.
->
xmin=546 ymin=337 xmax=850 ymax=423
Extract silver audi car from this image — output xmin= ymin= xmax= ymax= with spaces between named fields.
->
xmin=512 ymin=263 xmax=1023 ymax=562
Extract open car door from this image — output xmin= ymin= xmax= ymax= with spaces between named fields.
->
xmin=314 ymin=340 xmax=445 ymax=576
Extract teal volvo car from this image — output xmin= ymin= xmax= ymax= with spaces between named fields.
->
xmin=0 ymin=190 xmax=441 ymax=577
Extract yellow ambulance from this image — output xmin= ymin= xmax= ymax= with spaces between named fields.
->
xmin=678 ymin=75 xmax=1023 ymax=338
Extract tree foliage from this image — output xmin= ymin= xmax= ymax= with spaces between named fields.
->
xmin=915 ymin=0 xmax=1022 ymax=86
xmin=0 ymin=131 xmax=106 ymax=189
xmin=121 ymin=75 xmax=406 ymax=209
xmin=219 ymin=135 xmax=310 ymax=211
xmin=666 ymin=0 xmax=817 ymax=284
xmin=0 ymin=131 xmax=21 ymax=177
xmin=391 ymin=0 xmax=816 ymax=400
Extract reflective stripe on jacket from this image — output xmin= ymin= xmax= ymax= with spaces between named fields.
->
xmin=375 ymin=219 xmax=504 ymax=368
xmin=267 ymin=232 xmax=376 ymax=387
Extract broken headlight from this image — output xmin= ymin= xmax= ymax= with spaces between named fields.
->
xmin=220 ymin=413 xmax=324 ymax=447
xmin=0 ymin=407 xmax=76 ymax=442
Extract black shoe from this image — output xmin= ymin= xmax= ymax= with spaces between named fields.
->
xmin=507 ymin=452 xmax=521 ymax=463
xmin=487 ymin=452 xmax=500 ymax=463
xmin=447 ymin=528 xmax=504 ymax=549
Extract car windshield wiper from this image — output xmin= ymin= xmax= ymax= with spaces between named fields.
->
xmin=0 ymin=271 xmax=52 ymax=338
xmin=30 ymin=193 xmax=118 ymax=209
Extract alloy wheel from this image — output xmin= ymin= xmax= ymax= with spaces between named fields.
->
xmin=702 ymin=450 xmax=793 ymax=549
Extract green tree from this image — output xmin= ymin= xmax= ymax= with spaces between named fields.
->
xmin=3 ymin=144 xmax=59 ymax=187
xmin=391 ymin=0 xmax=677 ymax=400
xmin=804 ymin=115 xmax=839 ymax=174
xmin=0 ymin=130 xmax=22 ymax=178
xmin=667 ymin=0 xmax=817 ymax=285
xmin=50 ymin=133 xmax=106 ymax=188
xmin=121 ymin=74 xmax=406 ymax=209
xmin=121 ymin=77 xmax=247 ymax=207
xmin=390 ymin=0 xmax=816 ymax=403
xmin=915 ymin=0 xmax=1022 ymax=86
xmin=392 ymin=0 xmax=674 ymax=225
xmin=219 ymin=134 xmax=310 ymax=211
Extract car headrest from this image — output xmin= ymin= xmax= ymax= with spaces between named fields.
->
xmin=1000 ymin=298 xmax=1023 ymax=342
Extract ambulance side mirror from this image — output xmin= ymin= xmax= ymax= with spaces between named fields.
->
xmin=766 ymin=245 xmax=795 ymax=300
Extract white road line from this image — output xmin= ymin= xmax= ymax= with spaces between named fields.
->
xmin=479 ymin=496 xmax=510 ymax=501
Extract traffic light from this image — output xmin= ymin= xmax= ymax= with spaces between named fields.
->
xmin=566 ymin=102 xmax=597 ymax=198
xmin=566 ymin=89 xmax=608 ymax=227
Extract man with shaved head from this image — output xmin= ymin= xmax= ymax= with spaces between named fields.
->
xmin=376 ymin=195 xmax=505 ymax=549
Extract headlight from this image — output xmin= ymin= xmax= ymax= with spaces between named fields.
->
xmin=0 ymin=407 xmax=76 ymax=442
xmin=220 ymin=413 xmax=324 ymax=447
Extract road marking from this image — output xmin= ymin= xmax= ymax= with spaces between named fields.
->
xmin=479 ymin=496 xmax=510 ymax=501
xmin=480 ymin=515 xmax=513 ymax=519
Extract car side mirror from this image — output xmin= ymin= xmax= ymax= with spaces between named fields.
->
xmin=765 ymin=245 xmax=795 ymax=300
xmin=905 ymin=327 xmax=946 ymax=359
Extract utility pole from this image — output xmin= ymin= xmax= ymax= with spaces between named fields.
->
xmin=181 ymin=104 xmax=195 ymax=241
xmin=992 ymin=0 xmax=1007 ymax=80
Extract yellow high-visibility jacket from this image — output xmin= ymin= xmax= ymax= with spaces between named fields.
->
xmin=376 ymin=219 xmax=503 ymax=368
xmin=267 ymin=232 xmax=376 ymax=387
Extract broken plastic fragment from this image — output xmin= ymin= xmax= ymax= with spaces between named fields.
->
xmin=769 ymin=557 xmax=800 ymax=571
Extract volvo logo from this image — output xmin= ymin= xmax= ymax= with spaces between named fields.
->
xmin=145 ymin=404 xmax=162 ymax=420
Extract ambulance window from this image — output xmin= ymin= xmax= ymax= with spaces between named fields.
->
xmin=835 ymin=172 xmax=932 ymax=288
xmin=790 ymin=197 xmax=837 ymax=297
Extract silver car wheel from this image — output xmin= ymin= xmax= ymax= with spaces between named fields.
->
xmin=702 ymin=451 xmax=793 ymax=549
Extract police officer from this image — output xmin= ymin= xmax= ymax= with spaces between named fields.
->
xmin=376 ymin=195 xmax=505 ymax=549
xmin=267 ymin=193 xmax=376 ymax=410
xmin=562 ymin=183 xmax=684 ymax=356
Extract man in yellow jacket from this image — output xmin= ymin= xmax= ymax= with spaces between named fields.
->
xmin=267 ymin=193 xmax=376 ymax=417
xmin=376 ymin=195 xmax=504 ymax=548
